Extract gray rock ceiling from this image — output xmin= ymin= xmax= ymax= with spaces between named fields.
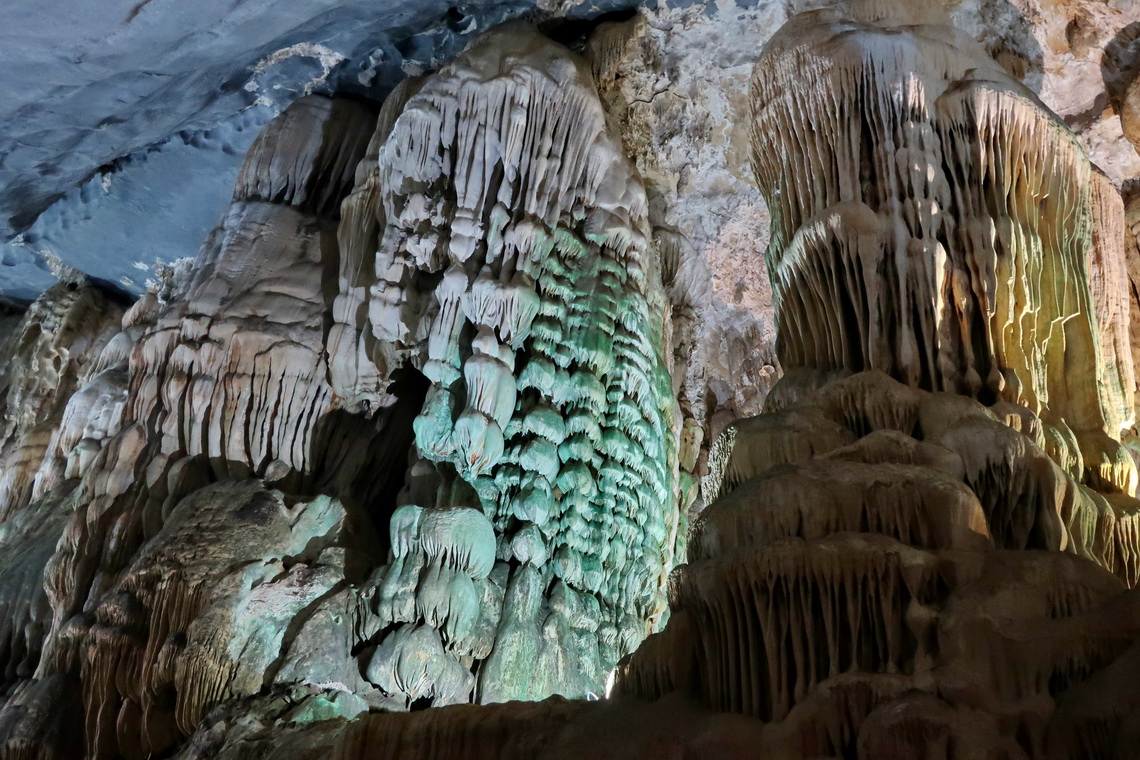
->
xmin=0 ymin=0 xmax=631 ymax=301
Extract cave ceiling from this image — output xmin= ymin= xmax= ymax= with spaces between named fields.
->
xmin=0 ymin=0 xmax=1137 ymax=303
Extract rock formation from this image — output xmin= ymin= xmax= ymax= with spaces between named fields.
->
xmin=0 ymin=24 xmax=684 ymax=759
xmin=0 ymin=0 xmax=1138 ymax=758
xmin=328 ymin=27 xmax=680 ymax=705
xmin=0 ymin=95 xmax=409 ymax=759
xmin=614 ymin=1 xmax=1140 ymax=756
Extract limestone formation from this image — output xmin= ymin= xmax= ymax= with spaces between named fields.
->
xmin=0 ymin=27 xmax=684 ymax=756
xmin=618 ymin=372 xmax=1140 ymax=747
xmin=0 ymin=283 xmax=125 ymax=694
xmin=754 ymin=2 xmax=1129 ymax=444
xmin=612 ymin=3 xmax=1140 ymax=757
xmin=0 ymin=94 xmax=429 ymax=759
xmin=0 ymin=284 xmax=126 ymax=521
xmin=0 ymin=1 xmax=1138 ymax=758
xmin=329 ymin=27 xmax=680 ymax=704
xmin=80 ymin=481 xmax=377 ymax=758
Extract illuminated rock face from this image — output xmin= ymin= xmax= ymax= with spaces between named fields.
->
xmin=0 ymin=29 xmax=683 ymax=759
xmin=65 ymin=96 xmax=391 ymax=758
xmin=611 ymin=3 xmax=1140 ymax=758
xmin=753 ymin=0 xmax=1135 ymax=459
xmin=0 ymin=3 xmax=1138 ymax=759
xmin=0 ymin=283 xmax=125 ymax=692
xmin=0 ymin=96 xmax=417 ymax=759
xmin=617 ymin=372 xmax=1140 ymax=751
xmin=331 ymin=28 xmax=679 ymax=704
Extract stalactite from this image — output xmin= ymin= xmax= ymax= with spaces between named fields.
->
xmin=335 ymin=27 xmax=680 ymax=704
xmin=609 ymin=3 xmax=1140 ymax=758
xmin=750 ymin=0 xmax=1126 ymax=456
xmin=0 ymin=95 xmax=428 ymax=759
xmin=1087 ymin=170 xmax=1135 ymax=438
xmin=0 ymin=3 xmax=1136 ymax=758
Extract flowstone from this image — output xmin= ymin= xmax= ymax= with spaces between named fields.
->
xmin=0 ymin=96 xmax=421 ymax=759
xmin=331 ymin=27 xmax=682 ymax=704
xmin=0 ymin=2 xmax=1138 ymax=758
xmin=612 ymin=2 xmax=1140 ymax=756
xmin=228 ymin=4 xmax=1140 ymax=758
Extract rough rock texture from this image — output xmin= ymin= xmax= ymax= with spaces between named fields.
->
xmin=585 ymin=7 xmax=785 ymax=457
xmin=948 ymin=0 xmax=1140 ymax=189
xmin=0 ymin=94 xmax=426 ymax=760
xmin=329 ymin=27 xmax=680 ymax=704
xmin=0 ymin=32 xmax=686 ymax=754
xmin=0 ymin=0 xmax=1138 ymax=758
xmin=578 ymin=0 xmax=1140 ymax=509
xmin=80 ymin=480 xmax=376 ymax=758
xmin=0 ymin=109 xmax=275 ymax=300
xmin=0 ymin=285 xmax=126 ymax=693
xmin=613 ymin=3 xmax=1140 ymax=758
xmin=0 ymin=0 xmax=638 ymax=302
xmin=619 ymin=373 xmax=1140 ymax=749
xmin=4 ymin=0 xmax=1138 ymax=470
xmin=753 ymin=0 xmax=1137 ymax=464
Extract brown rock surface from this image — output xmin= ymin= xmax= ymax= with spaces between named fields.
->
xmin=612 ymin=3 xmax=1140 ymax=758
xmin=0 ymin=1 xmax=1136 ymax=758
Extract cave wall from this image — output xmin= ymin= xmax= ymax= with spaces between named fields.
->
xmin=0 ymin=0 xmax=1138 ymax=758
xmin=0 ymin=24 xmax=691 ymax=759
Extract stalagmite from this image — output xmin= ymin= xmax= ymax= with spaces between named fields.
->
xmin=609 ymin=3 xmax=1140 ymax=758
